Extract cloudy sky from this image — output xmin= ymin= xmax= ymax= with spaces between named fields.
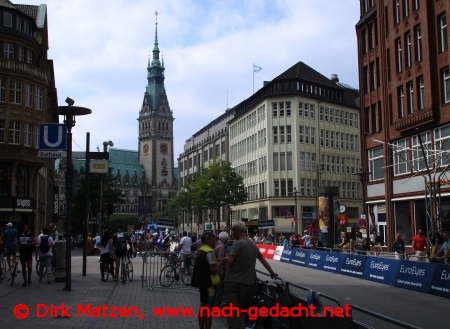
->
xmin=24 ymin=0 xmax=360 ymax=162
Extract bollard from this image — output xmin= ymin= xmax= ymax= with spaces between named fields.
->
xmin=54 ymin=240 xmax=66 ymax=282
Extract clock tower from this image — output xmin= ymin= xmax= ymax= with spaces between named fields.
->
xmin=138 ymin=12 xmax=176 ymax=213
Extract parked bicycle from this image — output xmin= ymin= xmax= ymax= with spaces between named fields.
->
xmin=0 ymin=250 xmax=7 ymax=281
xmin=9 ymin=253 xmax=20 ymax=287
xmin=123 ymin=254 xmax=133 ymax=282
xmin=159 ymin=253 xmax=194 ymax=287
xmin=36 ymin=258 xmax=55 ymax=277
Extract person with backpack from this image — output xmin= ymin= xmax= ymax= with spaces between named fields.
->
xmin=112 ymin=225 xmax=133 ymax=281
xmin=35 ymin=227 xmax=54 ymax=284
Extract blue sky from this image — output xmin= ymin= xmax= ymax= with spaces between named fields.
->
xmin=22 ymin=0 xmax=360 ymax=161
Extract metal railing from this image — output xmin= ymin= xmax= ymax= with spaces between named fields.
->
xmin=141 ymin=251 xmax=197 ymax=291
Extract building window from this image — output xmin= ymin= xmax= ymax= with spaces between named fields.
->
xmin=35 ymin=124 xmax=39 ymax=148
xmin=320 ymin=129 xmax=324 ymax=146
xmin=415 ymin=24 xmax=422 ymax=62
xmin=273 ymin=153 xmax=279 ymax=171
xmin=16 ymin=15 xmax=21 ymax=30
xmin=23 ymin=19 xmax=29 ymax=34
xmin=299 ymin=152 xmax=305 ymax=170
xmin=324 ymin=108 xmax=329 ymax=122
xmin=412 ymin=131 xmax=431 ymax=171
xmin=413 ymin=0 xmax=419 ymax=11
xmin=298 ymin=102 xmax=303 ymax=116
xmin=395 ymin=0 xmax=400 ymax=25
xmin=286 ymin=125 xmax=291 ymax=143
xmin=16 ymin=165 xmax=29 ymax=196
xmin=370 ymin=62 xmax=375 ymax=90
xmin=403 ymin=0 xmax=409 ymax=18
xmin=406 ymin=32 xmax=412 ymax=67
xmin=393 ymin=138 xmax=410 ymax=175
xmin=26 ymin=50 xmax=32 ymax=64
xmin=19 ymin=47 xmax=24 ymax=62
xmin=0 ymin=78 xmax=5 ymax=102
xmin=396 ymin=38 xmax=402 ymax=72
xmin=287 ymin=152 xmax=292 ymax=170
xmin=407 ymin=81 xmax=414 ymax=113
xmin=286 ymin=101 xmax=291 ymax=116
xmin=274 ymin=180 xmax=279 ymax=197
xmin=319 ymin=107 xmax=324 ymax=120
xmin=10 ymin=81 xmax=21 ymax=104
xmin=3 ymin=11 xmax=12 ymax=27
xmin=280 ymin=152 xmax=286 ymax=170
xmin=8 ymin=121 xmax=20 ymax=144
xmin=280 ymin=126 xmax=285 ymax=143
xmin=299 ymin=126 xmax=304 ymax=143
xmin=273 ymin=126 xmax=278 ymax=143
xmin=435 ymin=124 xmax=450 ymax=167
xmin=440 ymin=13 xmax=448 ymax=53
xmin=444 ymin=67 xmax=450 ymax=103
xmin=368 ymin=147 xmax=385 ymax=181
xmin=311 ymin=128 xmax=315 ymax=145
xmin=399 ymin=86 xmax=405 ymax=117
xmin=36 ymin=87 xmax=43 ymax=110
xmin=24 ymin=123 xmax=31 ymax=146
xmin=3 ymin=42 xmax=14 ymax=60
xmin=272 ymin=102 xmax=277 ymax=116
xmin=25 ymin=83 xmax=33 ymax=107
xmin=418 ymin=76 xmax=424 ymax=110
xmin=309 ymin=104 xmax=315 ymax=118
xmin=0 ymin=120 xmax=5 ymax=143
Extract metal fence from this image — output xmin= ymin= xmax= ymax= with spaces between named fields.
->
xmin=141 ymin=251 xmax=197 ymax=291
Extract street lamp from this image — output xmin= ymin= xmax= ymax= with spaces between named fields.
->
xmin=293 ymin=187 xmax=300 ymax=235
xmin=48 ymin=98 xmax=91 ymax=291
xmin=99 ymin=141 xmax=114 ymax=235
xmin=353 ymin=168 xmax=372 ymax=235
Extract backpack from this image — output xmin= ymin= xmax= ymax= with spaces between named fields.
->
xmin=114 ymin=233 xmax=127 ymax=251
xmin=40 ymin=236 xmax=51 ymax=253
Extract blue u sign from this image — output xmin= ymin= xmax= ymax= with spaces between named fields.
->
xmin=39 ymin=124 xmax=67 ymax=150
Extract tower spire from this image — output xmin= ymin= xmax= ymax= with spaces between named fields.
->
xmin=151 ymin=11 xmax=160 ymax=67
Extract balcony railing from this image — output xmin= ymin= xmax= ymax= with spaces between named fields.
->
xmin=0 ymin=59 xmax=48 ymax=81
xmin=394 ymin=108 xmax=436 ymax=133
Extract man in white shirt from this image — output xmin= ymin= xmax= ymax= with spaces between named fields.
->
xmin=302 ymin=230 xmax=311 ymax=248
xmin=178 ymin=231 xmax=192 ymax=266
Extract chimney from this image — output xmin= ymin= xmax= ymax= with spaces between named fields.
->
xmin=263 ymin=81 xmax=270 ymax=87
xmin=331 ymin=74 xmax=339 ymax=83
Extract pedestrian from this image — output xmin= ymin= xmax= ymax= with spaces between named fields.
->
xmin=1 ymin=222 xmax=18 ymax=271
xmin=370 ymin=230 xmax=376 ymax=253
xmin=412 ymin=229 xmax=427 ymax=261
xmin=18 ymin=224 xmax=36 ymax=287
xmin=308 ymin=220 xmax=319 ymax=236
xmin=224 ymin=221 xmax=278 ymax=329
xmin=393 ymin=233 xmax=405 ymax=260
xmin=214 ymin=232 xmax=229 ymax=307
xmin=100 ymin=230 xmax=114 ymax=282
xmin=112 ymin=225 xmax=132 ymax=281
xmin=48 ymin=223 xmax=58 ymax=269
xmin=374 ymin=232 xmax=384 ymax=256
xmin=36 ymin=227 xmax=54 ymax=284
xmin=191 ymin=231 xmax=226 ymax=329
xmin=178 ymin=231 xmax=192 ymax=266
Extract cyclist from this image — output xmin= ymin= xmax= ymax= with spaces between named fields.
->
xmin=18 ymin=224 xmax=36 ymax=287
xmin=2 ymin=222 xmax=18 ymax=271
xmin=100 ymin=230 xmax=113 ymax=282
xmin=112 ymin=225 xmax=133 ymax=281
xmin=47 ymin=223 xmax=58 ymax=271
xmin=35 ymin=227 xmax=54 ymax=284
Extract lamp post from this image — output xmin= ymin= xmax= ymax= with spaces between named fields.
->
xmin=353 ymin=168 xmax=372 ymax=236
xmin=99 ymin=141 xmax=114 ymax=236
xmin=293 ymin=187 xmax=300 ymax=235
xmin=48 ymin=98 xmax=91 ymax=291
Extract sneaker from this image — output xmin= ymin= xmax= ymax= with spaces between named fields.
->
xmin=22 ymin=281 xmax=27 ymax=287
xmin=28 ymin=276 xmax=31 ymax=284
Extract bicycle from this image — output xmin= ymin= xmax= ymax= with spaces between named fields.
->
xmin=0 ymin=250 xmax=7 ymax=281
xmin=100 ymin=256 xmax=114 ymax=282
xmin=36 ymin=258 xmax=55 ymax=277
xmin=9 ymin=253 xmax=20 ymax=287
xmin=246 ymin=277 xmax=286 ymax=329
xmin=123 ymin=254 xmax=133 ymax=282
xmin=159 ymin=253 xmax=193 ymax=287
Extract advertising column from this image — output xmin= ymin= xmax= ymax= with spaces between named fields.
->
xmin=317 ymin=187 xmax=340 ymax=247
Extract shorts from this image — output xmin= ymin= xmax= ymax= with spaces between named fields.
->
xmin=5 ymin=245 xmax=16 ymax=257
xmin=20 ymin=250 xmax=33 ymax=262
xmin=115 ymin=250 xmax=127 ymax=259
xmin=199 ymin=286 xmax=216 ymax=305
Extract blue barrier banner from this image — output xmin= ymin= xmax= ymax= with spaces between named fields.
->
xmin=319 ymin=251 xmax=344 ymax=273
xmin=291 ymin=249 xmax=310 ymax=266
xmin=340 ymin=254 xmax=368 ymax=278
xmin=305 ymin=250 xmax=325 ymax=269
xmin=428 ymin=264 xmax=450 ymax=298
xmin=363 ymin=257 xmax=400 ymax=286
xmin=394 ymin=261 xmax=434 ymax=293
xmin=280 ymin=247 xmax=294 ymax=263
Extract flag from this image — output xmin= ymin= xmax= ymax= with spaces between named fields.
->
xmin=253 ymin=64 xmax=262 ymax=73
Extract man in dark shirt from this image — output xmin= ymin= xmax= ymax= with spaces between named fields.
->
xmin=18 ymin=224 xmax=36 ymax=286
xmin=393 ymin=233 xmax=405 ymax=260
xmin=2 ymin=222 xmax=18 ymax=271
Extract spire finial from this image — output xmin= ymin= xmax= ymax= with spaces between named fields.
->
xmin=155 ymin=11 xmax=158 ymax=26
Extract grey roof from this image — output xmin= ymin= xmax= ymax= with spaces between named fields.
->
xmin=0 ymin=0 xmax=16 ymax=9
xmin=16 ymin=4 xmax=39 ymax=18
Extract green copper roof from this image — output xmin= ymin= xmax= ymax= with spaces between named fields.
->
xmin=146 ymin=20 xmax=166 ymax=110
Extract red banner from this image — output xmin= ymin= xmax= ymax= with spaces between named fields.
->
xmin=256 ymin=244 xmax=277 ymax=259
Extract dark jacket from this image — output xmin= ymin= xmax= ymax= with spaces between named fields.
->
xmin=191 ymin=249 xmax=212 ymax=289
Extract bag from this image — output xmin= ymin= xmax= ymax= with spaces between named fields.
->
xmin=40 ymin=236 xmax=51 ymax=253
xmin=211 ymin=272 xmax=220 ymax=286
xmin=114 ymin=233 xmax=127 ymax=251
xmin=110 ymin=241 xmax=116 ymax=260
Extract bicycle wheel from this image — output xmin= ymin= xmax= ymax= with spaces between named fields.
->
xmin=36 ymin=259 xmax=48 ymax=277
xmin=126 ymin=262 xmax=133 ymax=281
xmin=181 ymin=263 xmax=194 ymax=286
xmin=121 ymin=262 xmax=126 ymax=284
xmin=0 ymin=258 xmax=6 ymax=280
xmin=101 ymin=262 xmax=109 ymax=281
xmin=159 ymin=265 xmax=176 ymax=287
xmin=10 ymin=262 xmax=17 ymax=287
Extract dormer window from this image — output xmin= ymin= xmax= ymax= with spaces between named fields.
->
xmin=23 ymin=19 xmax=29 ymax=34
xmin=16 ymin=16 xmax=21 ymax=30
xmin=3 ymin=11 xmax=12 ymax=27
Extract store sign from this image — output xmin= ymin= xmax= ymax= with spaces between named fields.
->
xmin=339 ymin=254 xmax=367 ymax=278
xmin=90 ymin=160 xmax=109 ymax=173
xmin=15 ymin=197 xmax=33 ymax=210
xmin=429 ymin=264 xmax=450 ymax=298
xmin=363 ymin=258 xmax=400 ymax=286
xmin=157 ymin=218 xmax=175 ymax=229
xmin=394 ymin=261 xmax=434 ymax=293
xmin=258 ymin=220 xmax=274 ymax=229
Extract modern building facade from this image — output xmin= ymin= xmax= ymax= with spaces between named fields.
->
xmin=228 ymin=62 xmax=362 ymax=237
xmin=0 ymin=1 xmax=58 ymax=236
xmin=178 ymin=108 xmax=235 ymax=233
xmin=356 ymin=0 xmax=450 ymax=248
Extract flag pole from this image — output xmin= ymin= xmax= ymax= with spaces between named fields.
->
xmin=253 ymin=63 xmax=254 ymax=94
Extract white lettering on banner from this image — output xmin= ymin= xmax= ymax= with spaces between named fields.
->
xmin=16 ymin=199 xmax=30 ymax=207
xmin=397 ymin=279 xmax=423 ymax=287
xmin=283 ymin=250 xmax=292 ymax=255
xmin=399 ymin=265 xmax=426 ymax=277
xmin=295 ymin=251 xmax=306 ymax=258
xmin=369 ymin=274 xmax=385 ymax=280
xmin=267 ymin=249 xmax=275 ymax=254
xmin=441 ymin=270 xmax=450 ymax=280
xmin=326 ymin=255 xmax=339 ymax=263
xmin=370 ymin=261 xmax=390 ymax=271
xmin=54 ymin=194 xmax=59 ymax=214
xmin=259 ymin=248 xmax=266 ymax=253
xmin=345 ymin=258 xmax=362 ymax=267
xmin=310 ymin=254 xmax=321 ymax=260
xmin=324 ymin=265 xmax=336 ymax=270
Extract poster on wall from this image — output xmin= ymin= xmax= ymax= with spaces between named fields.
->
xmin=318 ymin=196 xmax=329 ymax=232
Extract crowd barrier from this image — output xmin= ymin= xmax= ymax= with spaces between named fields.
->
xmin=141 ymin=251 xmax=197 ymax=291
xmin=256 ymin=244 xmax=450 ymax=298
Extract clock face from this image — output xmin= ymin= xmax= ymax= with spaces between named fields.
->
xmin=143 ymin=143 xmax=149 ymax=154
xmin=160 ymin=143 xmax=168 ymax=155
xmin=340 ymin=205 xmax=347 ymax=213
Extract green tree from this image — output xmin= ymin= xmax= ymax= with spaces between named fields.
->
xmin=192 ymin=159 xmax=247 ymax=230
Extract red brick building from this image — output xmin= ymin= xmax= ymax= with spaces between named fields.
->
xmin=356 ymin=0 xmax=450 ymax=249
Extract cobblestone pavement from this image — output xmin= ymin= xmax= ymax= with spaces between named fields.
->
xmin=0 ymin=250 xmax=227 ymax=329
